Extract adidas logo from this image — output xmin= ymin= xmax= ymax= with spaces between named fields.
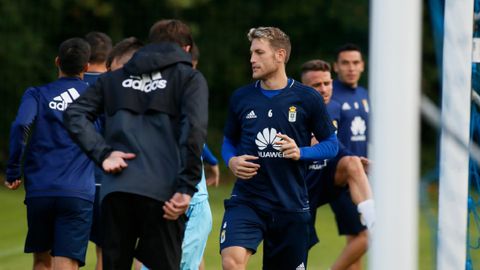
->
xmin=246 ymin=110 xmax=257 ymax=119
xmin=122 ymin=71 xmax=167 ymax=93
xmin=296 ymin=262 xmax=305 ymax=270
xmin=49 ymin=88 xmax=80 ymax=111
xmin=342 ymin=102 xmax=351 ymax=110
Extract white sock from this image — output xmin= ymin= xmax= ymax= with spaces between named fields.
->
xmin=357 ymin=199 xmax=375 ymax=230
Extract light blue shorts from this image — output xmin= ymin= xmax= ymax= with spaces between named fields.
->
xmin=141 ymin=199 xmax=212 ymax=270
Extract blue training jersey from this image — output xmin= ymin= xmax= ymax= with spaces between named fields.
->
xmin=6 ymin=77 xmax=95 ymax=202
xmin=83 ymin=72 xmax=102 ymax=85
xmin=83 ymin=71 xmax=105 ymax=185
xmin=331 ymin=79 xmax=369 ymax=157
xmin=223 ymin=79 xmax=336 ymax=212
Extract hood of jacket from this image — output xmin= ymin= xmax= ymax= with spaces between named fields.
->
xmin=124 ymin=42 xmax=193 ymax=75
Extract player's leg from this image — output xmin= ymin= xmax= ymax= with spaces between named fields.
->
xmin=220 ymin=199 xmax=263 ymax=270
xmin=334 ymin=156 xmax=372 ymax=205
xmin=25 ymin=197 xmax=55 ymax=270
xmin=335 ymin=156 xmax=375 ymax=230
xmin=95 ymin=246 xmax=103 ymax=270
xmin=262 ymin=210 xmax=310 ymax=270
xmin=135 ymin=195 xmax=186 ymax=270
xmin=329 ymin=193 xmax=368 ymax=270
xmin=53 ymin=256 xmax=80 ymax=270
xmin=33 ymin=251 xmax=52 ymax=270
xmin=180 ymin=199 xmax=213 ymax=270
xmin=90 ymin=185 xmax=103 ymax=270
xmin=52 ymin=197 xmax=93 ymax=270
xmin=221 ymin=247 xmax=252 ymax=270
xmin=101 ymin=192 xmax=140 ymax=270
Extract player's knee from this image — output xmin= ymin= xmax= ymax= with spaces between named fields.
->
xmin=33 ymin=251 xmax=52 ymax=268
xmin=345 ymin=156 xmax=364 ymax=178
xmin=351 ymin=230 xmax=369 ymax=250
xmin=222 ymin=254 xmax=246 ymax=270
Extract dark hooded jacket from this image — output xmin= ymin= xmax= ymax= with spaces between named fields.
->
xmin=64 ymin=42 xmax=208 ymax=202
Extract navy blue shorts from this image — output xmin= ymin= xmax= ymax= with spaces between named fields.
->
xmin=219 ymin=198 xmax=310 ymax=270
xmin=25 ymin=196 xmax=93 ymax=266
xmin=330 ymin=191 xmax=366 ymax=235
xmin=89 ymin=185 xmax=102 ymax=246
xmin=306 ymin=150 xmax=366 ymax=246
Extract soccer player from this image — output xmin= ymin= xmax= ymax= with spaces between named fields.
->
xmin=331 ymin=43 xmax=370 ymax=270
xmin=106 ymin=37 xmax=144 ymax=72
xmin=83 ymin=31 xmax=112 ymax=85
xmin=301 ymin=59 xmax=375 ymax=270
xmin=64 ymin=19 xmax=208 ymax=270
xmin=83 ymin=30 xmax=113 ymax=270
xmin=220 ymin=26 xmax=338 ymax=270
xmin=5 ymin=37 xmax=94 ymax=270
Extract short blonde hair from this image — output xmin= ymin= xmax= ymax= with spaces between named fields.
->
xmin=247 ymin=27 xmax=291 ymax=63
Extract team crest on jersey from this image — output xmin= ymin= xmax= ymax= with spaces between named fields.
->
xmin=362 ymin=99 xmax=370 ymax=113
xmin=288 ymin=106 xmax=297 ymax=122
xmin=332 ymin=120 xmax=338 ymax=129
xmin=220 ymin=230 xmax=226 ymax=243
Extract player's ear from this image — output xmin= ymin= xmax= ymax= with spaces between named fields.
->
xmin=55 ymin=56 xmax=60 ymax=68
xmin=333 ymin=62 xmax=339 ymax=73
xmin=276 ymin=48 xmax=287 ymax=64
xmin=82 ymin=63 xmax=90 ymax=73
xmin=182 ymin=45 xmax=192 ymax=53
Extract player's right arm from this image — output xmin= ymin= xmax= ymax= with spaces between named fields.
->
xmin=222 ymin=92 xmax=260 ymax=180
xmin=64 ymin=79 xmax=115 ymax=167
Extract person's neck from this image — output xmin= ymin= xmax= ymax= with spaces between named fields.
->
xmin=58 ymin=70 xmax=83 ymax=80
xmin=338 ymin=79 xmax=358 ymax=88
xmin=260 ymin=70 xmax=288 ymax=90
xmin=87 ymin=63 xmax=107 ymax=73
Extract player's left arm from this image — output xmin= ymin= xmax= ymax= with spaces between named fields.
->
xmin=276 ymin=133 xmax=338 ymax=161
xmin=301 ymin=92 xmax=339 ymax=161
xmin=5 ymin=88 xmax=38 ymax=188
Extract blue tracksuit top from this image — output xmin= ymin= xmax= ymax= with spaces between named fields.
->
xmin=6 ymin=77 xmax=95 ymax=202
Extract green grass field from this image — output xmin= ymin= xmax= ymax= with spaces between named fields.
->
xmin=0 ymin=180 xmax=478 ymax=270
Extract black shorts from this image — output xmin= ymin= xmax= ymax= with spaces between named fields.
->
xmin=101 ymin=192 xmax=186 ymax=270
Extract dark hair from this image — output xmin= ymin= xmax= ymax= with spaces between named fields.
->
xmin=335 ymin=43 xmax=362 ymax=61
xmin=85 ymin=31 xmax=112 ymax=63
xmin=58 ymin=38 xmax=91 ymax=76
xmin=106 ymin=37 xmax=144 ymax=70
xmin=149 ymin=19 xmax=193 ymax=47
xmin=300 ymin=59 xmax=331 ymax=77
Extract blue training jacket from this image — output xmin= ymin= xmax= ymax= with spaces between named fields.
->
xmin=6 ymin=77 xmax=95 ymax=202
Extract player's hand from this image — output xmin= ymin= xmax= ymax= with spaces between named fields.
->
xmin=206 ymin=164 xmax=220 ymax=187
xmin=275 ymin=133 xmax=300 ymax=160
xmin=360 ymin=156 xmax=370 ymax=174
xmin=102 ymin=151 xmax=136 ymax=174
xmin=228 ymin=155 xmax=260 ymax=180
xmin=163 ymin=192 xmax=191 ymax=220
xmin=4 ymin=179 xmax=22 ymax=190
